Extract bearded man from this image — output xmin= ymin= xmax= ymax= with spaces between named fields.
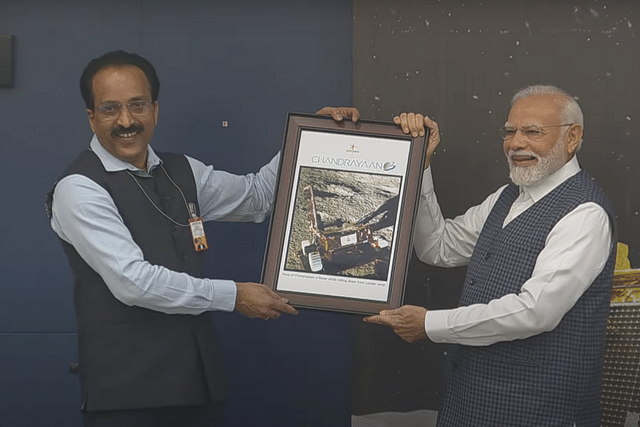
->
xmin=363 ymin=85 xmax=616 ymax=427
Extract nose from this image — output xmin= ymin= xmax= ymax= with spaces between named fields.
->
xmin=116 ymin=107 xmax=135 ymax=127
xmin=504 ymin=129 xmax=528 ymax=152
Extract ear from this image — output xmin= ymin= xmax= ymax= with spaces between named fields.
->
xmin=87 ymin=109 xmax=97 ymax=133
xmin=566 ymin=124 xmax=583 ymax=156
xmin=153 ymin=101 xmax=159 ymax=125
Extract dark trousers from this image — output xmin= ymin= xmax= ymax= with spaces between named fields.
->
xmin=82 ymin=403 xmax=224 ymax=427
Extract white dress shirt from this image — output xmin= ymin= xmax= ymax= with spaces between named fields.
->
xmin=50 ymin=135 xmax=279 ymax=315
xmin=413 ymin=156 xmax=613 ymax=346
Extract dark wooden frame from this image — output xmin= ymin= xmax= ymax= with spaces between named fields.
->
xmin=262 ymin=113 xmax=427 ymax=315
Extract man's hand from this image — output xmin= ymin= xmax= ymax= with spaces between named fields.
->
xmin=393 ymin=113 xmax=441 ymax=169
xmin=363 ymin=305 xmax=428 ymax=343
xmin=235 ymin=282 xmax=298 ymax=320
xmin=316 ymin=107 xmax=360 ymax=122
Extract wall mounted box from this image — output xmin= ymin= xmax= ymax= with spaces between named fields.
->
xmin=0 ymin=35 xmax=14 ymax=87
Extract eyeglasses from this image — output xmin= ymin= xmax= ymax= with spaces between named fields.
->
xmin=96 ymin=100 xmax=153 ymax=118
xmin=499 ymin=124 xmax=574 ymax=140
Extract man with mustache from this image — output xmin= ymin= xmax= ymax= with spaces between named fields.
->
xmin=363 ymin=85 xmax=616 ymax=426
xmin=46 ymin=50 xmax=305 ymax=426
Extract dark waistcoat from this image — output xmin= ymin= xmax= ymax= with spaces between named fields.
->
xmin=437 ymin=170 xmax=616 ymax=427
xmin=50 ymin=150 xmax=225 ymax=411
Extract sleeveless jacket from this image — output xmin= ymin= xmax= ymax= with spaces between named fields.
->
xmin=437 ymin=171 xmax=616 ymax=427
xmin=49 ymin=150 xmax=225 ymax=411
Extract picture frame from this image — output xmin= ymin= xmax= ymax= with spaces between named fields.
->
xmin=262 ymin=113 xmax=428 ymax=315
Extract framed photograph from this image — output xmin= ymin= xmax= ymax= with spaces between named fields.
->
xmin=262 ymin=113 xmax=428 ymax=315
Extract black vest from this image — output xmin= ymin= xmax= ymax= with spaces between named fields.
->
xmin=437 ymin=171 xmax=616 ymax=427
xmin=50 ymin=150 xmax=225 ymax=411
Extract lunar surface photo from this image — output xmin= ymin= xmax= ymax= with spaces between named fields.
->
xmin=284 ymin=166 xmax=402 ymax=281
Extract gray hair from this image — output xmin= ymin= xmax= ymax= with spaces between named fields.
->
xmin=511 ymin=84 xmax=584 ymax=151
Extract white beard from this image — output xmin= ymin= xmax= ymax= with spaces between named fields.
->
xmin=507 ymin=137 xmax=568 ymax=186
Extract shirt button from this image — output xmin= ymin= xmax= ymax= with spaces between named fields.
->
xmin=469 ymin=279 xmax=476 ymax=286
xmin=484 ymin=252 xmax=491 ymax=260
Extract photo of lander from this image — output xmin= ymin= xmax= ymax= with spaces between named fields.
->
xmin=284 ymin=167 xmax=402 ymax=280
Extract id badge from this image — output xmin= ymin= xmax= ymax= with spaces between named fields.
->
xmin=189 ymin=217 xmax=209 ymax=251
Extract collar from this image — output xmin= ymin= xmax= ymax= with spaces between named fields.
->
xmin=89 ymin=134 xmax=162 ymax=177
xmin=519 ymin=155 xmax=581 ymax=203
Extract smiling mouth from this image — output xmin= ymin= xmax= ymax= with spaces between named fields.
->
xmin=112 ymin=125 xmax=144 ymax=139
xmin=509 ymin=151 xmax=539 ymax=167
xmin=512 ymin=155 xmax=536 ymax=163
xmin=116 ymin=131 xmax=139 ymax=139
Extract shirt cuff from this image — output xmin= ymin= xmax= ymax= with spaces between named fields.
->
xmin=425 ymin=309 xmax=452 ymax=343
xmin=212 ymin=279 xmax=238 ymax=312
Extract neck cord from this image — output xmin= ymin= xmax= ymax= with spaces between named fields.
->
xmin=125 ymin=164 xmax=194 ymax=227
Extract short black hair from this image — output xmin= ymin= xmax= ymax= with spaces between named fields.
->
xmin=79 ymin=50 xmax=160 ymax=110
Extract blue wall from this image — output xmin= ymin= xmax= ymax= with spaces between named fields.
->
xmin=0 ymin=1 xmax=353 ymax=425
